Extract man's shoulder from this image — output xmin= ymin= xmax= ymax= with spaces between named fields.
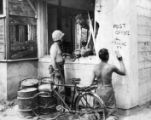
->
xmin=50 ymin=43 xmax=58 ymax=50
xmin=50 ymin=44 xmax=58 ymax=55
xmin=107 ymin=63 xmax=115 ymax=67
xmin=107 ymin=64 xmax=117 ymax=71
xmin=51 ymin=43 xmax=59 ymax=48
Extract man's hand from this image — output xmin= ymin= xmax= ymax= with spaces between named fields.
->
xmin=114 ymin=50 xmax=126 ymax=75
xmin=62 ymin=53 xmax=70 ymax=59
xmin=115 ymin=50 xmax=123 ymax=61
xmin=62 ymin=53 xmax=70 ymax=57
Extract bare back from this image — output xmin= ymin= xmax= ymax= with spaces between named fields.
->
xmin=93 ymin=60 xmax=126 ymax=85
xmin=93 ymin=62 xmax=115 ymax=85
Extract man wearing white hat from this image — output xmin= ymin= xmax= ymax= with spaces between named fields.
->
xmin=50 ymin=29 xmax=65 ymax=80
xmin=50 ymin=30 xmax=72 ymax=105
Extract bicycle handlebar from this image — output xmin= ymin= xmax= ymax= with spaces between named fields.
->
xmin=51 ymin=81 xmax=76 ymax=87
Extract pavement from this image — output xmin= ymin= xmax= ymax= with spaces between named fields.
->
xmin=119 ymin=102 xmax=151 ymax=120
xmin=1 ymin=102 xmax=151 ymax=120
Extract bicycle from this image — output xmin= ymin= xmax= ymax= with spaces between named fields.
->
xmin=39 ymin=77 xmax=106 ymax=120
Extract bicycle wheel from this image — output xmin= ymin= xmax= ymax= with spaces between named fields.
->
xmin=75 ymin=92 xmax=106 ymax=120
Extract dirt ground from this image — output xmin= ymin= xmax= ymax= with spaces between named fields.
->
xmin=118 ymin=102 xmax=151 ymax=120
xmin=0 ymin=99 xmax=101 ymax=120
xmin=0 ymin=105 xmax=100 ymax=120
xmin=1 ymin=99 xmax=151 ymax=120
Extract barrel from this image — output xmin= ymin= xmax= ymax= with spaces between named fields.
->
xmin=38 ymin=83 xmax=57 ymax=115
xmin=40 ymin=77 xmax=53 ymax=84
xmin=20 ymin=78 xmax=39 ymax=89
xmin=39 ymin=92 xmax=57 ymax=114
xmin=17 ymin=87 xmax=39 ymax=117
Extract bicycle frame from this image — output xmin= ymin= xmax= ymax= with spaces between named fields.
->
xmin=39 ymin=74 xmax=105 ymax=115
xmin=39 ymin=74 xmax=82 ymax=113
xmin=50 ymin=81 xmax=101 ymax=113
xmin=50 ymin=82 xmax=80 ymax=112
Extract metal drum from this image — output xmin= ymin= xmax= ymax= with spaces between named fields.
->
xmin=17 ymin=87 xmax=39 ymax=117
xmin=20 ymin=78 xmax=39 ymax=89
xmin=38 ymin=83 xmax=57 ymax=115
xmin=38 ymin=92 xmax=57 ymax=114
xmin=40 ymin=77 xmax=53 ymax=84
xmin=38 ymin=84 xmax=52 ymax=92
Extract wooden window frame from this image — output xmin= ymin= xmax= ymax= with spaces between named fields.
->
xmin=5 ymin=0 xmax=38 ymax=60
xmin=0 ymin=0 xmax=6 ymax=17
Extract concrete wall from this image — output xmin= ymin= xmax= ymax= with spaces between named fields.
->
xmin=0 ymin=60 xmax=38 ymax=100
xmin=38 ymin=0 xmax=151 ymax=109
xmin=0 ymin=63 xmax=7 ymax=100
xmin=95 ymin=0 xmax=138 ymax=109
xmin=7 ymin=60 xmax=38 ymax=100
xmin=137 ymin=0 xmax=151 ymax=104
xmin=64 ymin=56 xmax=100 ymax=86
xmin=38 ymin=57 xmax=51 ymax=78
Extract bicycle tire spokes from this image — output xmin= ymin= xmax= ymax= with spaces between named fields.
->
xmin=78 ymin=93 xmax=97 ymax=110
xmin=83 ymin=94 xmax=91 ymax=108
xmin=50 ymin=79 xmax=106 ymax=120
xmin=75 ymin=92 xmax=106 ymax=120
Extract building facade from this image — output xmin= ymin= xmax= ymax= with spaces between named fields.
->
xmin=0 ymin=0 xmax=151 ymax=110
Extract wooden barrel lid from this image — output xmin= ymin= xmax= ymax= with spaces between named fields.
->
xmin=21 ymin=78 xmax=39 ymax=87
xmin=18 ymin=88 xmax=38 ymax=98
xmin=41 ymin=77 xmax=53 ymax=84
xmin=39 ymin=92 xmax=51 ymax=97
xmin=18 ymin=88 xmax=37 ymax=93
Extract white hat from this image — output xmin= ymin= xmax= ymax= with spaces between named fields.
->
xmin=52 ymin=30 xmax=64 ymax=41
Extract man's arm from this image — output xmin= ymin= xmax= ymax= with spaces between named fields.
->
xmin=50 ymin=45 xmax=58 ymax=70
xmin=113 ymin=60 xmax=126 ymax=75
xmin=113 ymin=51 xmax=126 ymax=75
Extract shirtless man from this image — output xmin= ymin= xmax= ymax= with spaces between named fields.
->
xmin=50 ymin=30 xmax=65 ymax=84
xmin=50 ymin=30 xmax=71 ymax=105
xmin=50 ymin=30 xmax=64 ymax=70
xmin=91 ymin=48 xmax=126 ymax=120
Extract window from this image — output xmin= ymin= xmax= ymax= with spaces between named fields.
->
xmin=9 ymin=16 xmax=37 ymax=59
xmin=0 ymin=0 xmax=3 ymax=14
xmin=47 ymin=5 xmax=93 ymax=54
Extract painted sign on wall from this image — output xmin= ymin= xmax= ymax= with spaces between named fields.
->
xmin=112 ymin=23 xmax=130 ymax=50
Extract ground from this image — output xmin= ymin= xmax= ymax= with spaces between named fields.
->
xmin=119 ymin=102 xmax=151 ymax=120
xmin=1 ymin=100 xmax=151 ymax=120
